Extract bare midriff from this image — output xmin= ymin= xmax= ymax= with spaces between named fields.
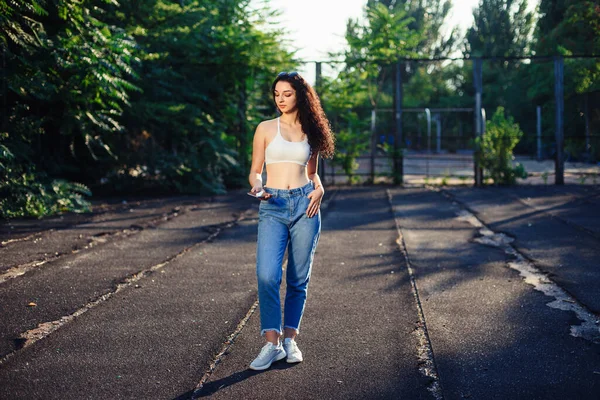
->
xmin=265 ymin=163 xmax=310 ymax=190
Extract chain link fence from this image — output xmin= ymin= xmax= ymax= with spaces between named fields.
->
xmin=310 ymin=56 xmax=600 ymax=186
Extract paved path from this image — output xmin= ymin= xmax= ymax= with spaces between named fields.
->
xmin=0 ymin=185 xmax=599 ymax=399
xmin=390 ymin=185 xmax=600 ymax=399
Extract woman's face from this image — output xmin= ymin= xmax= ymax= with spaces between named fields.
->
xmin=273 ymin=80 xmax=297 ymax=114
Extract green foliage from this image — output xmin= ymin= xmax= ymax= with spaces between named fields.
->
xmin=465 ymin=0 xmax=535 ymax=115
xmin=343 ymin=3 xmax=419 ymax=108
xmin=4 ymin=0 xmax=600 ymax=221
xmin=536 ymin=1 xmax=600 ymax=94
xmin=1 ymin=0 xmax=139 ymax=159
xmin=0 ymin=175 xmax=92 ymax=220
xmin=1 ymin=0 xmax=137 ymax=217
xmin=380 ymin=0 xmax=461 ymax=110
xmin=367 ymin=0 xmax=458 ymax=58
xmin=467 ymin=0 xmax=534 ymax=57
xmin=523 ymin=1 xmax=600 ymax=159
xmin=475 ymin=107 xmax=528 ymax=185
xmin=324 ymin=1 xmax=443 ymax=184
xmin=331 ymin=113 xmax=371 ymax=185
xmin=98 ymin=0 xmax=294 ymax=194
xmin=0 ymin=134 xmax=91 ymax=219
xmin=1 ymin=0 xmax=294 ymax=218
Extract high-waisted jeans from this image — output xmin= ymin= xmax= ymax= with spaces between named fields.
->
xmin=256 ymin=181 xmax=321 ymax=336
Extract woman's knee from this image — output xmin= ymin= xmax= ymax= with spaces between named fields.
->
xmin=286 ymin=275 xmax=310 ymax=291
xmin=257 ymin=271 xmax=280 ymax=289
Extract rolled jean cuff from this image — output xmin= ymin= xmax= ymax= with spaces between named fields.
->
xmin=283 ymin=325 xmax=299 ymax=334
xmin=261 ymin=328 xmax=282 ymax=337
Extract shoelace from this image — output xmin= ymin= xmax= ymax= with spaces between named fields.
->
xmin=286 ymin=341 xmax=298 ymax=352
xmin=258 ymin=344 xmax=275 ymax=358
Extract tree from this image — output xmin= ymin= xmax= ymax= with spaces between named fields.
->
xmin=1 ymin=0 xmax=137 ymax=218
xmin=465 ymin=0 xmax=535 ymax=109
xmin=1 ymin=0 xmax=297 ymax=217
xmin=98 ymin=0 xmax=296 ymax=194
xmin=344 ymin=3 xmax=419 ymax=110
xmin=367 ymin=0 xmax=458 ymax=58
xmin=529 ymin=0 xmax=600 ymax=160
xmin=534 ymin=0 xmax=600 ymax=95
xmin=467 ymin=0 xmax=534 ymax=58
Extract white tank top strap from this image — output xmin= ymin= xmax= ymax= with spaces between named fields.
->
xmin=277 ymin=117 xmax=281 ymax=136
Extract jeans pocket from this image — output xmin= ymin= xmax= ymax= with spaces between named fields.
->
xmin=259 ymin=196 xmax=279 ymax=210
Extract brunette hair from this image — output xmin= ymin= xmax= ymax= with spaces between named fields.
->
xmin=271 ymin=72 xmax=335 ymax=159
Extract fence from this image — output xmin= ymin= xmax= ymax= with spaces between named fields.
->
xmin=307 ymin=55 xmax=600 ymax=186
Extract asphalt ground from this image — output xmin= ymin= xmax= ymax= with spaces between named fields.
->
xmin=196 ymin=187 xmax=432 ymax=400
xmin=389 ymin=186 xmax=600 ymax=399
xmin=0 ymin=197 xmax=197 ymax=273
xmin=0 ymin=185 xmax=599 ymax=399
xmin=0 ymin=193 xmax=251 ymax=360
xmin=444 ymin=185 xmax=600 ymax=313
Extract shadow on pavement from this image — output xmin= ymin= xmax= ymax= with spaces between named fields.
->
xmin=183 ymin=364 xmax=298 ymax=398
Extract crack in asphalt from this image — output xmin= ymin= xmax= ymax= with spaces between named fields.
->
xmin=1 ymin=231 xmax=48 ymax=247
xmin=190 ymin=189 xmax=340 ymax=398
xmin=0 ymin=207 xmax=185 ymax=285
xmin=387 ymin=189 xmax=444 ymax=400
xmin=191 ymin=299 xmax=261 ymax=399
xmin=506 ymin=191 xmax=600 ymax=242
xmin=0 ymin=207 xmax=255 ymax=367
xmin=440 ymin=189 xmax=600 ymax=344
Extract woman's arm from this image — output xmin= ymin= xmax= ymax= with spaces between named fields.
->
xmin=307 ymin=152 xmax=323 ymax=194
xmin=248 ymin=122 xmax=266 ymax=192
xmin=306 ymin=152 xmax=324 ymax=218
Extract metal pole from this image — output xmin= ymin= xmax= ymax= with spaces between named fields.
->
xmin=584 ymin=92 xmax=590 ymax=157
xmin=473 ymin=58 xmax=483 ymax=186
xmin=394 ymin=61 xmax=403 ymax=184
xmin=1 ymin=45 xmax=5 ymax=133
xmin=425 ymin=108 xmax=431 ymax=151
xmin=315 ymin=61 xmax=323 ymax=90
xmin=435 ymin=113 xmax=442 ymax=153
xmin=481 ymin=108 xmax=486 ymax=134
xmin=425 ymin=108 xmax=431 ymax=178
xmin=554 ymin=56 xmax=564 ymax=185
xmin=417 ymin=114 xmax=421 ymax=149
xmin=537 ymin=106 xmax=542 ymax=161
xmin=370 ymin=109 xmax=376 ymax=183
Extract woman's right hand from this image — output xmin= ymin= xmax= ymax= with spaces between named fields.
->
xmin=250 ymin=185 xmax=271 ymax=200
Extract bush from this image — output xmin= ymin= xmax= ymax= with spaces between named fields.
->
xmin=475 ymin=107 xmax=527 ymax=185
xmin=1 ymin=137 xmax=92 ymax=219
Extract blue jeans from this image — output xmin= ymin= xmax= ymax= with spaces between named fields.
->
xmin=256 ymin=182 xmax=321 ymax=336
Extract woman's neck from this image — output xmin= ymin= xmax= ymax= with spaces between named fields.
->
xmin=279 ymin=111 xmax=299 ymax=126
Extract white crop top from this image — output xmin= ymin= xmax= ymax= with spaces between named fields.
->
xmin=265 ymin=118 xmax=312 ymax=166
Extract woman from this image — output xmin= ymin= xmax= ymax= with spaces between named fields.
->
xmin=247 ymin=71 xmax=335 ymax=370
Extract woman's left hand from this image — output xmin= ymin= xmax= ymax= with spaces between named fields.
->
xmin=306 ymin=186 xmax=324 ymax=218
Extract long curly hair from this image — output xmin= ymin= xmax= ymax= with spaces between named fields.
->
xmin=271 ymin=72 xmax=335 ymax=159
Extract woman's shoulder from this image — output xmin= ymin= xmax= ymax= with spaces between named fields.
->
xmin=255 ymin=118 xmax=278 ymax=134
xmin=257 ymin=118 xmax=278 ymax=127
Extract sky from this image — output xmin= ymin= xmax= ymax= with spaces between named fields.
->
xmin=260 ymin=0 xmax=539 ymax=83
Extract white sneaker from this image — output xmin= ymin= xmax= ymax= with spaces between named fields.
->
xmin=283 ymin=338 xmax=303 ymax=363
xmin=249 ymin=342 xmax=286 ymax=371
